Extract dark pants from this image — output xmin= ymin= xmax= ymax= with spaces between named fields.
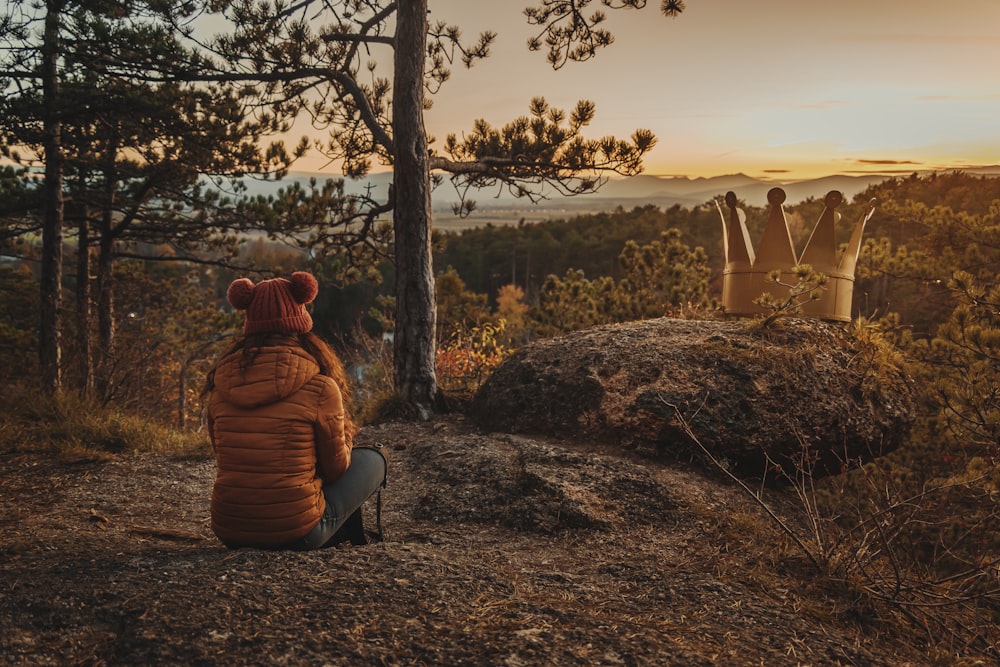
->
xmin=287 ymin=446 xmax=388 ymax=550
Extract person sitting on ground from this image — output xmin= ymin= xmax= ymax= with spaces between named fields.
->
xmin=203 ymin=271 xmax=386 ymax=550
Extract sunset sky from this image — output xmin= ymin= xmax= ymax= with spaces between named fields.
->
xmin=313 ymin=0 xmax=1000 ymax=182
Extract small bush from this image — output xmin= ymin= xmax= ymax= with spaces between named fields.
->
xmin=436 ymin=320 xmax=513 ymax=395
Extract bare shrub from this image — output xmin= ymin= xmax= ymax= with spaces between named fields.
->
xmin=666 ymin=402 xmax=999 ymax=660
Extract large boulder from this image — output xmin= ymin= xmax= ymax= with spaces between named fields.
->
xmin=469 ymin=317 xmax=916 ymax=481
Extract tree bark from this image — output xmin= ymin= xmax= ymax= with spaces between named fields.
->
xmin=95 ymin=204 xmax=116 ymax=401
xmin=74 ymin=203 xmax=93 ymax=393
xmin=39 ymin=1 xmax=65 ymax=393
xmin=94 ymin=133 xmax=119 ymax=400
xmin=391 ymin=0 xmax=439 ymax=419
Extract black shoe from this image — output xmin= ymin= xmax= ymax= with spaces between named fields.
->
xmin=324 ymin=508 xmax=367 ymax=547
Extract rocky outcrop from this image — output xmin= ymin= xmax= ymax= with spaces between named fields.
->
xmin=469 ymin=317 xmax=916 ymax=481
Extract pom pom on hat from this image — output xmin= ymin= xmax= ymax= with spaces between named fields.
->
xmin=227 ymin=272 xmax=318 ymax=335
xmin=289 ymin=271 xmax=319 ymax=305
xmin=227 ymin=278 xmax=255 ymax=311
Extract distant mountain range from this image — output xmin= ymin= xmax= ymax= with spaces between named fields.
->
xmin=240 ymin=166 xmax=1000 ymax=215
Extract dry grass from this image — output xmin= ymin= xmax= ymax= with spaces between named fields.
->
xmin=2 ymin=385 xmax=210 ymax=461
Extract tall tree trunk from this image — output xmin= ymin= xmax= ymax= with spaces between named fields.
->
xmin=94 ymin=136 xmax=118 ymax=400
xmin=39 ymin=1 xmax=65 ymax=393
xmin=95 ymin=208 xmax=115 ymax=401
xmin=392 ymin=0 xmax=439 ymax=419
xmin=74 ymin=203 xmax=93 ymax=393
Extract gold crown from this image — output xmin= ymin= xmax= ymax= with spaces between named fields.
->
xmin=716 ymin=188 xmax=877 ymax=322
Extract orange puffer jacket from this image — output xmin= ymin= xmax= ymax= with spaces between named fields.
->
xmin=207 ymin=340 xmax=351 ymax=548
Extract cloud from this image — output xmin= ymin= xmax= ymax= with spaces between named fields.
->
xmin=853 ymin=158 xmax=924 ymax=166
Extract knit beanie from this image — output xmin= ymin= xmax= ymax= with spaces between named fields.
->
xmin=226 ymin=272 xmax=319 ymax=335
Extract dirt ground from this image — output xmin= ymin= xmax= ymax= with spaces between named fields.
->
xmin=0 ymin=416 xmax=944 ymax=666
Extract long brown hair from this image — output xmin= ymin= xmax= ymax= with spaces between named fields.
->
xmin=203 ymin=331 xmax=357 ymax=439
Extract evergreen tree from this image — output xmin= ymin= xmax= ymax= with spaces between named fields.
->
xmin=0 ymin=0 xmax=68 ymax=391
xmin=532 ymin=268 xmax=619 ymax=337
xmin=926 ymin=271 xmax=1000 ymax=458
xmin=616 ymin=229 xmax=712 ymax=319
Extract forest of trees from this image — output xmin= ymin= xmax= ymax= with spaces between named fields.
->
xmin=4 ymin=167 xmax=1000 ymax=431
